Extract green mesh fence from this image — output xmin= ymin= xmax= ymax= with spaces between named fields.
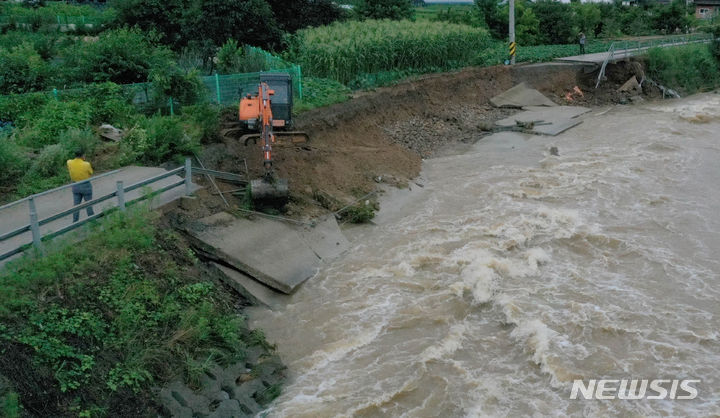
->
xmin=0 ymin=44 xmax=302 ymax=116
xmin=200 ymin=67 xmax=303 ymax=107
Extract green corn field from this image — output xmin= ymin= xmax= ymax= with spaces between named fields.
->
xmin=287 ymin=19 xmax=491 ymax=84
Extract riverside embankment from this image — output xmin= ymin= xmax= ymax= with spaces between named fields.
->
xmin=249 ymin=93 xmax=720 ymax=416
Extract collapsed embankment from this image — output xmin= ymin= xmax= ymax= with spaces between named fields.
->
xmin=196 ymin=60 xmax=655 ymax=218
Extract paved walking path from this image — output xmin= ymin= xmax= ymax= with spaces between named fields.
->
xmin=0 ymin=166 xmax=194 ymax=266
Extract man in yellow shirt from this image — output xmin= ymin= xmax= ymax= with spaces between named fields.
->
xmin=67 ymin=149 xmax=95 ymax=223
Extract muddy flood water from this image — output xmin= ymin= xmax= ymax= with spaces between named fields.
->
xmin=249 ymin=94 xmax=720 ymax=417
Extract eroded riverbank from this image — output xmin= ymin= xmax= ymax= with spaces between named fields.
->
xmin=249 ymin=93 xmax=720 ymax=417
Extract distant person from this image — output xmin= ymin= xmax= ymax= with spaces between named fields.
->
xmin=67 ymin=149 xmax=95 ymax=223
xmin=579 ymin=32 xmax=586 ymax=55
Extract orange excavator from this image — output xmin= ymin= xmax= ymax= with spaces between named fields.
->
xmin=238 ymin=73 xmax=308 ymax=203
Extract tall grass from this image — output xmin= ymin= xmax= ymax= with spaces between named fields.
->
xmin=646 ymin=44 xmax=720 ymax=94
xmin=287 ymin=19 xmax=491 ymax=84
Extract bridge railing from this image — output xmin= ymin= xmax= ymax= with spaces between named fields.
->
xmin=0 ymin=158 xmax=213 ymax=263
xmin=595 ymin=33 xmax=715 ymax=88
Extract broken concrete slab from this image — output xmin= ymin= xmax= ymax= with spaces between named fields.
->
xmin=494 ymin=105 xmax=590 ymax=136
xmin=298 ymin=215 xmax=350 ymax=260
xmin=187 ymin=212 xmax=348 ymax=294
xmin=495 ymin=106 xmax=591 ymax=127
xmin=213 ymin=263 xmax=288 ymax=309
xmin=490 ymin=82 xmax=557 ymax=108
xmin=532 ymin=118 xmax=583 ymax=136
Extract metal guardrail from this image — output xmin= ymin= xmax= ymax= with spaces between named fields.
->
xmin=595 ymin=33 xmax=714 ymax=88
xmin=0 ymin=158 xmax=239 ymax=263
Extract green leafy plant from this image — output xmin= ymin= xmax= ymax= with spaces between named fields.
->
xmin=0 ymin=42 xmax=50 ymax=94
xmin=120 ymin=115 xmax=200 ymax=164
xmin=0 ymin=137 xmax=30 ymax=185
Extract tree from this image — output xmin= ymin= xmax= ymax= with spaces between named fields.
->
xmin=516 ymin=7 xmax=540 ymax=45
xmin=266 ymin=0 xmax=344 ymax=32
xmin=475 ymin=0 xmax=507 ymax=39
xmin=64 ymin=28 xmax=175 ymax=85
xmin=652 ymin=0 xmax=691 ymax=34
xmin=112 ymin=0 xmax=283 ymax=51
xmin=185 ymin=0 xmax=283 ymax=50
xmin=110 ymin=0 xmax=190 ymax=48
xmin=0 ymin=43 xmax=50 ymax=93
xmin=357 ymin=0 xmax=414 ymax=20
xmin=572 ymin=2 xmax=602 ymax=38
xmin=532 ymin=0 xmax=575 ymax=44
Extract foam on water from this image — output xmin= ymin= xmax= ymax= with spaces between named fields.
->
xmin=251 ymin=96 xmax=720 ymax=417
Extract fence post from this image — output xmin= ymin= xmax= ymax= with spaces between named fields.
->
xmin=169 ymin=97 xmax=174 ymax=116
xmin=185 ymin=158 xmax=192 ymax=196
xmin=116 ymin=181 xmax=126 ymax=211
xmin=215 ymin=73 xmax=221 ymax=104
xmin=28 ymin=197 xmax=43 ymax=251
xmin=53 ymin=88 xmax=58 ymax=101
xmin=295 ymin=64 xmax=303 ymax=99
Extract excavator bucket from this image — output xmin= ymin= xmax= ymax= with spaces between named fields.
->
xmin=250 ymin=177 xmax=289 ymax=204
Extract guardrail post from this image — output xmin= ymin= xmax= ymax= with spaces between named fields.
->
xmin=185 ymin=158 xmax=192 ymax=196
xmin=116 ymin=181 xmax=126 ymax=211
xmin=28 ymin=197 xmax=42 ymax=251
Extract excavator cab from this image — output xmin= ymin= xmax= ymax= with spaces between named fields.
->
xmin=239 ymin=73 xmax=293 ymax=130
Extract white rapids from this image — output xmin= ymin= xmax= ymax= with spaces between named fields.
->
xmin=249 ymin=93 xmax=720 ymax=417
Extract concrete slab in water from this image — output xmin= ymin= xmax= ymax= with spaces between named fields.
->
xmin=495 ymin=106 xmax=591 ymax=127
xmin=187 ymin=212 xmax=348 ymax=294
xmin=533 ymin=118 xmax=583 ymax=136
xmin=495 ymin=105 xmax=590 ymax=136
xmin=298 ymin=215 xmax=350 ymax=260
xmin=490 ymin=83 xmax=557 ymax=108
xmin=213 ymin=263 xmax=288 ymax=309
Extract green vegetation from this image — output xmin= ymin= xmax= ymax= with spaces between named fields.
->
xmin=646 ymin=43 xmax=720 ymax=94
xmin=0 ymin=208 xmax=280 ymax=416
xmin=287 ymin=19 xmax=490 ymax=84
xmin=295 ymin=77 xmax=352 ymax=113
xmin=355 ymin=0 xmax=414 ymax=20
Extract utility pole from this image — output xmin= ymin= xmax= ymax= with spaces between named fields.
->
xmin=509 ymin=0 xmax=516 ymax=65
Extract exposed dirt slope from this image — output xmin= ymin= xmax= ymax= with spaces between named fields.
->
xmin=198 ymin=61 xmax=649 ymax=216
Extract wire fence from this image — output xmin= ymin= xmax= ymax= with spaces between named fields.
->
xmin=0 ymin=14 xmax=109 ymax=28
xmin=1 ymin=64 xmax=302 ymax=116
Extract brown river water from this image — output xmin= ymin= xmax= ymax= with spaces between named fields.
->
xmin=249 ymin=94 xmax=720 ymax=417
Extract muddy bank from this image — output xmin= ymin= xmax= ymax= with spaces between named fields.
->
xmin=195 ymin=60 xmax=659 ymax=218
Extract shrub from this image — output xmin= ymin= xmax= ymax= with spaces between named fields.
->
xmin=149 ymin=68 xmax=204 ymax=108
xmin=0 ymin=93 xmax=51 ymax=128
xmin=216 ymin=39 xmax=244 ymax=74
xmin=120 ymin=115 xmax=200 ymax=165
xmin=287 ymin=19 xmax=491 ymax=84
xmin=63 ymin=82 xmax=137 ymax=126
xmin=58 ymin=128 xmax=99 ymax=158
xmin=63 ymin=28 xmax=175 ymax=85
xmin=0 ymin=136 xmax=30 ymax=185
xmin=0 ymin=30 xmax=58 ymax=60
xmin=18 ymin=100 xmax=92 ymax=148
xmin=182 ymin=104 xmax=220 ymax=143
xmin=28 ymin=143 xmax=67 ymax=178
xmin=0 ymin=42 xmax=51 ymax=94
xmin=647 ymin=44 xmax=720 ymax=94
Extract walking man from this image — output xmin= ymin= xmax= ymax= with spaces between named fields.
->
xmin=579 ymin=32 xmax=586 ymax=55
xmin=67 ymin=149 xmax=95 ymax=223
